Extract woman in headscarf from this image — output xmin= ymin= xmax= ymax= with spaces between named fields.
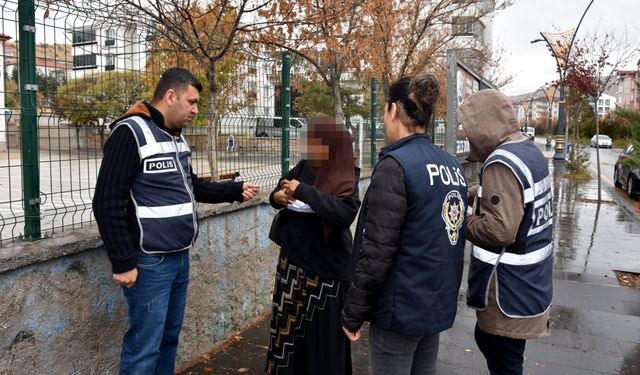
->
xmin=266 ymin=118 xmax=360 ymax=375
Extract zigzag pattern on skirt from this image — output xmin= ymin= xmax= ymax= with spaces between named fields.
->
xmin=266 ymin=255 xmax=341 ymax=373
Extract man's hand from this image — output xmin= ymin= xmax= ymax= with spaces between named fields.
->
xmin=342 ymin=326 xmax=361 ymax=342
xmin=281 ymin=179 xmax=300 ymax=199
xmin=273 ymin=189 xmax=291 ymax=206
xmin=242 ymin=182 xmax=259 ymax=202
xmin=113 ymin=268 xmax=138 ymax=288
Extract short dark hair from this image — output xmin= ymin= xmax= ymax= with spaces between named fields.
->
xmin=152 ymin=67 xmax=203 ymax=102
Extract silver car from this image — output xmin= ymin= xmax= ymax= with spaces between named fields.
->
xmin=590 ymin=134 xmax=612 ymax=148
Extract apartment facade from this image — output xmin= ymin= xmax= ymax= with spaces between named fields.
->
xmin=617 ymin=68 xmax=639 ymax=112
xmin=70 ymin=23 xmax=146 ymax=76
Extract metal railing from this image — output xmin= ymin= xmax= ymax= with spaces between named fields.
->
xmin=0 ymin=0 xmax=381 ymax=246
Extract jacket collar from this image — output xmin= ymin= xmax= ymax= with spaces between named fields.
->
xmin=380 ymin=133 xmax=431 ymax=158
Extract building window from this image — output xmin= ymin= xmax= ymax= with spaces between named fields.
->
xmin=452 ymin=17 xmax=484 ymax=37
xmin=73 ymin=54 xmax=97 ymax=70
xmin=247 ymin=81 xmax=257 ymax=99
xmin=263 ymin=85 xmax=270 ymax=103
xmin=605 ymin=99 xmax=610 ymax=106
xmin=247 ymin=59 xmax=257 ymax=75
xmin=598 ymin=99 xmax=603 ymax=105
xmin=72 ymin=29 xmax=96 ymax=46
xmin=105 ymin=54 xmax=115 ymax=71
xmin=105 ymin=29 xmax=116 ymax=47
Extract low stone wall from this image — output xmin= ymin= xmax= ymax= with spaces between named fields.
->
xmin=0 ymin=176 xmax=371 ymax=374
xmin=0 ymin=197 xmax=279 ymax=374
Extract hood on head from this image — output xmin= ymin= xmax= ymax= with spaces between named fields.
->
xmin=456 ymin=89 xmax=521 ymax=162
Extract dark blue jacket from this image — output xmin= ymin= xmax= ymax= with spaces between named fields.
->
xmin=343 ymin=133 xmax=467 ymax=334
xmin=467 ymin=140 xmax=553 ymax=317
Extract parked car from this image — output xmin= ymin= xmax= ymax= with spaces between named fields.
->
xmin=590 ymin=134 xmax=612 ymax=148
xmin=521 ymin=131 xmax=534 ymax=142
xmin=522 ymin=126 xmax=535 ymax=141
xmin=255 ymin=117 xmax=306 ymax=137
xmin=614 ymin=144 xmax=640 ymax=200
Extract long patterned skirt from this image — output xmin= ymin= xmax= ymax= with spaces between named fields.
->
xmin=265 ymin=252 xmax=352 ymax=375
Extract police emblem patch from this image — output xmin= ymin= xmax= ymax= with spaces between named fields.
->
xmin=441 ymin=190 xmax=465 ymax=245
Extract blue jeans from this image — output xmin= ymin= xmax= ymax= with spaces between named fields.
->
xmin=369 ymin=325 xmax=439 ymax=375
xmin=120 ymin=251 xmax=190 ymax=375
xmin=474 ymin=323 xmax=526 ymax=375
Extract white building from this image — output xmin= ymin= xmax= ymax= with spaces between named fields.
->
xmin=512 ymin=90 xmax=561 ymax=127
xmin=219 ymin=55 xmax=279 ymax=136
xmin=450 ymin=0 xmax=495 ymax=72
xmin=70 ymin=23 xmax=146 ymax=76
xmin=594 ymin=92 xmax=616 ymax=119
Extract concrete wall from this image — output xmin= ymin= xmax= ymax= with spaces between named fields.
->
xmin=0 ymin=198 xmax=279 ymax=374
xmin=0 ymin=176 xmax=371 ymax=374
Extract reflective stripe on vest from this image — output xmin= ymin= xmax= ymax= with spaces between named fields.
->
xmin=137 ymin=202 xmax=194 ymax=219
xmin=472 ymin=243 xmax=553 ymax=266
xmin=128 ymin=116 xmax=191 ymax=159
xmin=467 ymin=140 xmax=553 ymax=317
xmin=115 ymin=115 xmax=196 ymax=253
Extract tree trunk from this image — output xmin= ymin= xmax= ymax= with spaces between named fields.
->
xmin=329 ymin=68 xmax=344 ymax=121
xmin=206 ymin=62 xmax=219 ymax=181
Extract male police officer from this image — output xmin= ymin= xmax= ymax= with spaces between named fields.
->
xmin=93 ymin=67 xmax=259 ymax=374
xmin=458 ymin=89 xmax=553 ymax=375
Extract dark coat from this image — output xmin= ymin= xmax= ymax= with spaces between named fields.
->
xmin=269 ymin=160 xmax=361 ymax=281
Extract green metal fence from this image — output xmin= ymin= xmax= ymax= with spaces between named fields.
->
xmin=0 ymin=0 xmax=381 ymax=246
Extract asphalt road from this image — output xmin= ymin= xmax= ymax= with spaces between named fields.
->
xmin=537 ymin=137 xmax=639 ymax=214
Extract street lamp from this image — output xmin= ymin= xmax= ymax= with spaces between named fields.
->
xmin=530 ymin=0 xmax=596 ymax=161
xmin=531 ymin=32 xmax=571 ymax=160
xmin=529 ymin=85 xmax=557 ymax=147
xmin=543 ymin=85 xmax=557 ymax=148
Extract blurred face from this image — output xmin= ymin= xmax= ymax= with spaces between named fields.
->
xmin=165 ymin=85 xmax=199 ymax=129
xmin=299 ymin=128 xmax=329 ymax=167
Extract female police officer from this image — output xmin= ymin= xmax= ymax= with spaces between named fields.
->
xmin=341 ymin=74 xmax=467 ymax=375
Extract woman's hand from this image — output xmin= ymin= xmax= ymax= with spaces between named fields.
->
xmin=342 ymin=326 xmax=361 ymax=342
xmin=281 ymin=179 xmax=300 ymax=199
xmin=273 ymin=189 xmax=290 ymax=206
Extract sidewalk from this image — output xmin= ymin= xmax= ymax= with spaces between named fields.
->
xmin=179 ymin=147 xmax=640 ymax=375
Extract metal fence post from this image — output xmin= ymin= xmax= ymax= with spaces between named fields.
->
xmin=19 ymin=0 xmax=40 ymax=240
xmin=370 ymin=78 xmax=377 ymax=167
xmin=281 ymin=51 xmax=291 ymax=177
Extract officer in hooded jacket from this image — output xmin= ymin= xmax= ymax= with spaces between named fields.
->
xmin=458 ymin=89 xmax=553 ymax=375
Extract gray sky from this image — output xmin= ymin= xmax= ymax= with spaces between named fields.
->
xmin=493 ymin=0 xmax=640 ymax=96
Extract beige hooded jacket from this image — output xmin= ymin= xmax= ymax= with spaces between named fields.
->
xmin=457 ymin=89 xmax=550 ymax=339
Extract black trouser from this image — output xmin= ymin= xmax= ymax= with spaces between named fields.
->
xmin=474 ymin=323 xmax=526 ymax=375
